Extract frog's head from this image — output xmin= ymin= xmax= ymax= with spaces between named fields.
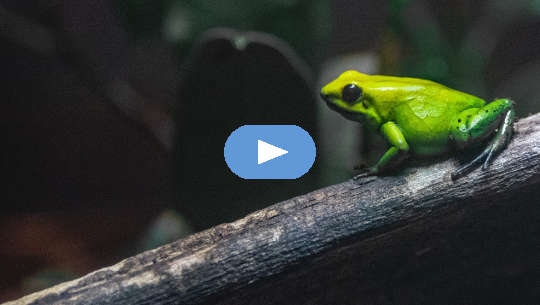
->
xmin=320 ymin=70 xmax=382 ymax=127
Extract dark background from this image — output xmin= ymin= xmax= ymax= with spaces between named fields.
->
xmin=2 ymin=0 xmax=540 ymax=302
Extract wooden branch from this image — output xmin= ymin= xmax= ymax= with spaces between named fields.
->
xmin=7 ymin=114 xmax=540 ymax=305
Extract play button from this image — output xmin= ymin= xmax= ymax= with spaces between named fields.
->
xmin=224 ymin=125 xmax=316 ymax=179
xmin=257 ymin=140 xmax=288 ymax=164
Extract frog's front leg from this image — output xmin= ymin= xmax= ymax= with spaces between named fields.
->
xmin=354 ymin=121 xmax=409 ymax=180
xmin=450 ymin=98 xmax=515 ymax=180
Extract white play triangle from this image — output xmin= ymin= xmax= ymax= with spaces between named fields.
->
xmin=258 ymin=140 xmax=288 ymax=164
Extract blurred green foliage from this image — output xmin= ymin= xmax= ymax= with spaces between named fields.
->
xmin=116 ymin=0 xmax=330 ymax=62
xmin=385 ymin=0 xmax=540 ymax=96
xmin=115 ymin=0 xmax=540 ymax=102
xmin=386 ymin=0 xmax=482 ymax=91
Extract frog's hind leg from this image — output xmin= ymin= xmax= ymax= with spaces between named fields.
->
xmin=450 ymin=98 xmax=515 ymax=180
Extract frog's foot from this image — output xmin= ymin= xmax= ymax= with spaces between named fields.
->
xmin=352 ymin=175 xmax=378 ymax=185
xmin=451 ymin=104 xmax=515 ymax=180
xmin=481 ymin=107 xmax=515 ymax=169
xmin=451 ymin=149 xmax=489 ymax=180
xmin=353 ymin=166 xmax=377 ymax=180
xmin=352 ymin=172 xmax=370 ymax=180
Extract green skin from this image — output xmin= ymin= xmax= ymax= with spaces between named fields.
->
xmin=320 ymin=71 xmax=515 ymax=180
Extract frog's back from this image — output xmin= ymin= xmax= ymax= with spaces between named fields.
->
xmin=364 ymin=75 xmax=486 ymax=155
xmin=362 ymin=75 xmax=485 ymax=114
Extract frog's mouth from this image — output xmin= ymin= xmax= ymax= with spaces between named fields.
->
xmin=321 ymin=93 xmax=341 ymax=111
xmin=321 ymin=93 xmax=363 ymax=121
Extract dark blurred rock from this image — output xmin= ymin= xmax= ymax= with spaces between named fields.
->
xmin=176 ymin=29 xmax=319 ymax=230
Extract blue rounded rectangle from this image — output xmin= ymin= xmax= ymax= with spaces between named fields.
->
xmin=224 ymin=125 xmax=316 ymax=179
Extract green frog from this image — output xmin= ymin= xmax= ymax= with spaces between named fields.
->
xmin=320 ymin=70 xmax=515 ymax=180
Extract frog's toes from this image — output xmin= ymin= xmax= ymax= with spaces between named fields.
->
xmin=451 ymin=150 xmax=488 ymax=180
xmin=353 ymin=172 xmax=369 ymax=180
xmin=352 ymin=166 xmax=378 ymax=180
xmin=481 ymin=148 xmax=496 ymax=170
xmin=353 ymin=175 xmax=377 ymax=185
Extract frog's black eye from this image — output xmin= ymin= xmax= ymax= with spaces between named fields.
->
xmin=342 ymin=84 xmax=363 ymax=104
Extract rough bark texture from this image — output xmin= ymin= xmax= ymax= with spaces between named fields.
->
xmin=6 ymin=114 xmax=540 ymax=305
